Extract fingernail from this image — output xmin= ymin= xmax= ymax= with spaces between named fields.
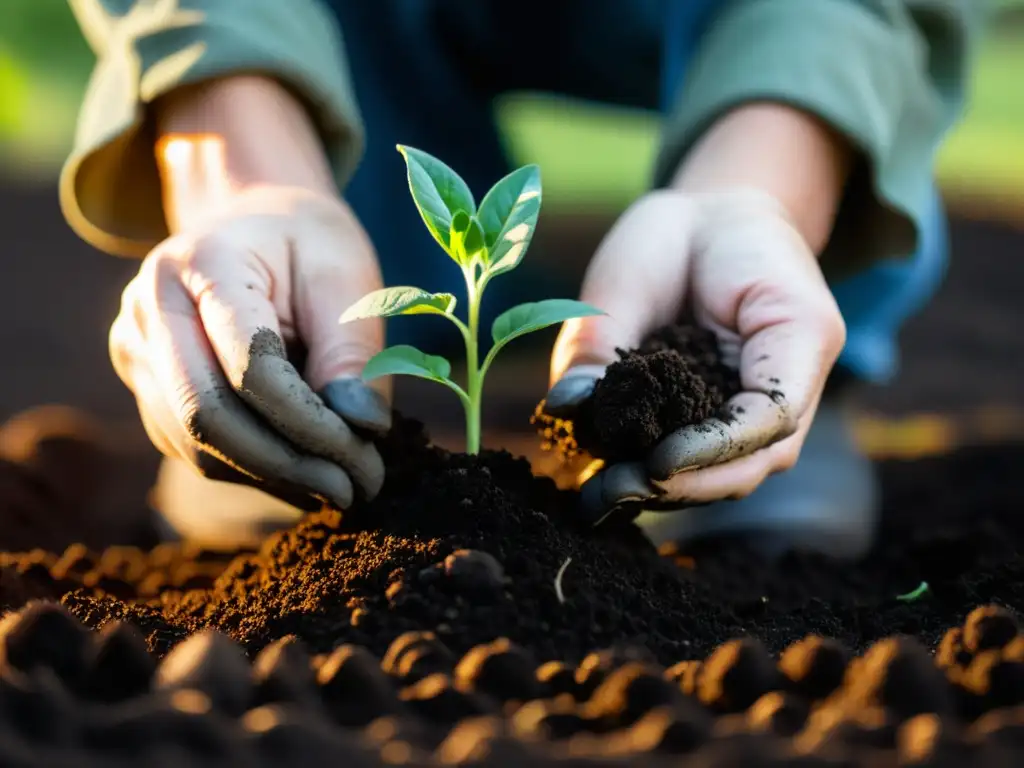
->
xmin=320 ymin=378 xmax=392 ymax=435
xmin=298 ymin=466 xmax=354 ymax=511
xmin=602 ymin=462 xmax=659 ymax=506
xmin=544 ymin=374 xmax=599 ymax=417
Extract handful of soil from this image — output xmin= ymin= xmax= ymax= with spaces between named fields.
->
xmin=536 ymin=324 xmax=741 ymax=464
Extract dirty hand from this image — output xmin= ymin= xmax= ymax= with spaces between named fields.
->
xmin=110 ymin=186 xmax=390 ymax=510
xmin=545 ymin=188 xmax=846 ymax=520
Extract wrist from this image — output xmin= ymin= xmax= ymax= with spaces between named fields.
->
xmin=668 ymin=103 xmax=851 ymax=255
xmin=154 ymin=75 xmax=338 ymax=231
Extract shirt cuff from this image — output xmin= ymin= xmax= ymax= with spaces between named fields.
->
xmin=60 ymin=0 xmax=363 ymax=257
xmin=654 ymin=0 xmax=971 ymax=277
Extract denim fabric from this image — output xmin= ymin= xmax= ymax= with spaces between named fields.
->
xmin=323 ymin=0 xmax=947 ymax=380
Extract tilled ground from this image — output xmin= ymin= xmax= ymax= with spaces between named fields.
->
xmin=0 ymin=420 xmax=1023 ymax=765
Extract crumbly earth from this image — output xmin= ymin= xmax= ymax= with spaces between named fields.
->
xmin=535 ymin=324 xmax=742 ymax=463
xmin=2 ymin=414 xmax=1024 ymax=763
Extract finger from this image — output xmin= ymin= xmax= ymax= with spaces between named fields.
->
xmin=318 ymin=379 xmax=391 ymax=436
xmin=109 ymin=297 xmax=178 ymax=459
xmin=579 ymin=461 xmax=660 ymax=525
xmin=542 ymin=365 xmax=604 ymax=419
xmin=132 ymin=362 xmax=321 ymax=512
xmin=177 ymin=241 xmax=385 ymax=498
xmin=647 ymin=390 xmax=797 ymax=481
xmin=109 ymin=284 xmax=141 ymax=393
xmin=691 ymin=201 xmax=846 ymax=453
xmin=293 ymin=208 xmax=386 ymax=391
xmin=138 ymin=255 xmax=357 ymax=507
xmin=651 ymin=411 xmax=810 ymax=505
xmin=549 ymin=191 xmax=695 ymax=386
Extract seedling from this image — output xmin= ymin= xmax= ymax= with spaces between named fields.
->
xmin=341 ymin=146 xmax=603 ymax=454
xmin=896 ymin=581 xmax=930 ymax=602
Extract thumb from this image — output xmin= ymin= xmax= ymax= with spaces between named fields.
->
xmin=546 ymin=191 xmax=695 ymax=413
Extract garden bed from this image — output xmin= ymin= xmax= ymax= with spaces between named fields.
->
xmin=1 ymin=324 xmax=1024 ymax=766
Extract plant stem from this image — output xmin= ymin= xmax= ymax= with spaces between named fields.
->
xmin=463 ymin=266 xmax=483 ymax=454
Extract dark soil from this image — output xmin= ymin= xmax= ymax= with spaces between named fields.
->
xmin=536 ymin=324 xmax=742 ymax=463
xmin=0 ymin=407 xmax=1023 ymax=763
xmin=4 ymin=182 xmax=1024 ymax=764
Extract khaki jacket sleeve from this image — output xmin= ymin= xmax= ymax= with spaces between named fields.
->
xmin=654 ymin=0 xmax=983 ymax=277
xmin=61 ymin=0 xmax=363 ymax=258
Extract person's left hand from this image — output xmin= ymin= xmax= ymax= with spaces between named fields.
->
xmin=544 ymin=187 xmax=847 ymax=523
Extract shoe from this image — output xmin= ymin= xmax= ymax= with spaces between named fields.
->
xmin=633 ymin=393 xmax=879 ymax=560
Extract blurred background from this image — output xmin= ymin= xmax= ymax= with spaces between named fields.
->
xmin=1 ymin=1 xmax=1023 ymax=535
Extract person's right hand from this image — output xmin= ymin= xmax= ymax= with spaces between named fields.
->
xmin=109 ymin=185 xmax=390 ymax=511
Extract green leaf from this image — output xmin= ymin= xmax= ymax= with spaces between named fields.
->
xmin=476 ymin=164 xmax=542 ymax=275
xmin=362 ymin=345 xmax=452 ymax=385
xmin=339 ymin=287 xmax=456 ymax=323
xmin=449 ymin=211 xmax=488 ymax=266
xmin=397 ymin=145 xmax=476 ymax=256
xmin=895 ymin=581 xmax=930 ymax=602
xmin=491 ymin=299 xmax=605 ymax=346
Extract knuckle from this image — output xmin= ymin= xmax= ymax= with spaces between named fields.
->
xmin=777 ymin=408 xmax=800 ymax=440
xmin=821 ymin=304 xmax=847 ymax=351
xmin=774 ymin=442 xmax=801 ymax=472
xmin=184 ymin=233 xmax=236 ymax=271
xmin=804 ymin=299 xmax=847 ymax=355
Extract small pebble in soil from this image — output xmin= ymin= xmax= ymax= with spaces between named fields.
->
xmin=962 ymin=604 xmax=1019 ymax=653
xmin=745 ymin=691 xmax=809 ymax=737
xmin=81 ymin=620 xmax=155 ymax=703
xmin=442 ymin=549 xmax=506 ymax=594
xmin=317 ymin=644 xmax=403 ymax=727
xmin=778 ymin=635 xmax=851 ymax=700
xmin=515 ymin=695 xmax=592 ymax=743
xmin=399 ymin=672 xmax=493 ymax=725
xmin=154 ymin=630 xmax=253 ymax=717
xmin=841 ymin=636 xmax=953 ymax=720
xmin=574 ymin=646 xmax=658 ymax=701
xmin=936 ymin=626 xmax=973 ymax=669
xmin=0 ymin=601 xmax=90 ymax=686
xmin=453 ymin=638 xmax=542 ymax=702
xmin=697 ymin=638 xmax=781 ymax=714
xmin=380 ymin=630 xmax=456 ymax=684
xmin=251 ymin=635 xmax=318 ymax=709
xmin=582 ymin=662 xmax=681 ymax=728
xmin=241 ymin=705 xmax=380 ymax=766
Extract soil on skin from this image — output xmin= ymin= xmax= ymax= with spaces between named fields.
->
xmin=536 ymin=324 xmax=742 ymax=463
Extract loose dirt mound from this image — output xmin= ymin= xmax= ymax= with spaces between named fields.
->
xmin=2 ymin=322 xmax=1024 ymax=765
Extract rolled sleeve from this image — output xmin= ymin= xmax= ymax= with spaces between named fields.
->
xmin=61 ymin=0 xmax=364 ymax=257
xmin=654 ymin=0 xmax=979 ymax=276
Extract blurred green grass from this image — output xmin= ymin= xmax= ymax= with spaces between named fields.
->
xmin=2 ymin=2 xmax=1023 ymax=212
xmin=498 ymin=31 xmax=1024 ymax=210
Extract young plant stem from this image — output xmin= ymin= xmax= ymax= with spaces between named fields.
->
xmin=463 ymin=264 xmax=484 ymax=454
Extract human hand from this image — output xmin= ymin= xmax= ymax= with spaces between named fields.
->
xmin=545 ymin=187 xmax=846 ymax=521
xmin=110 ymin=185 xmax=390 ymax=510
